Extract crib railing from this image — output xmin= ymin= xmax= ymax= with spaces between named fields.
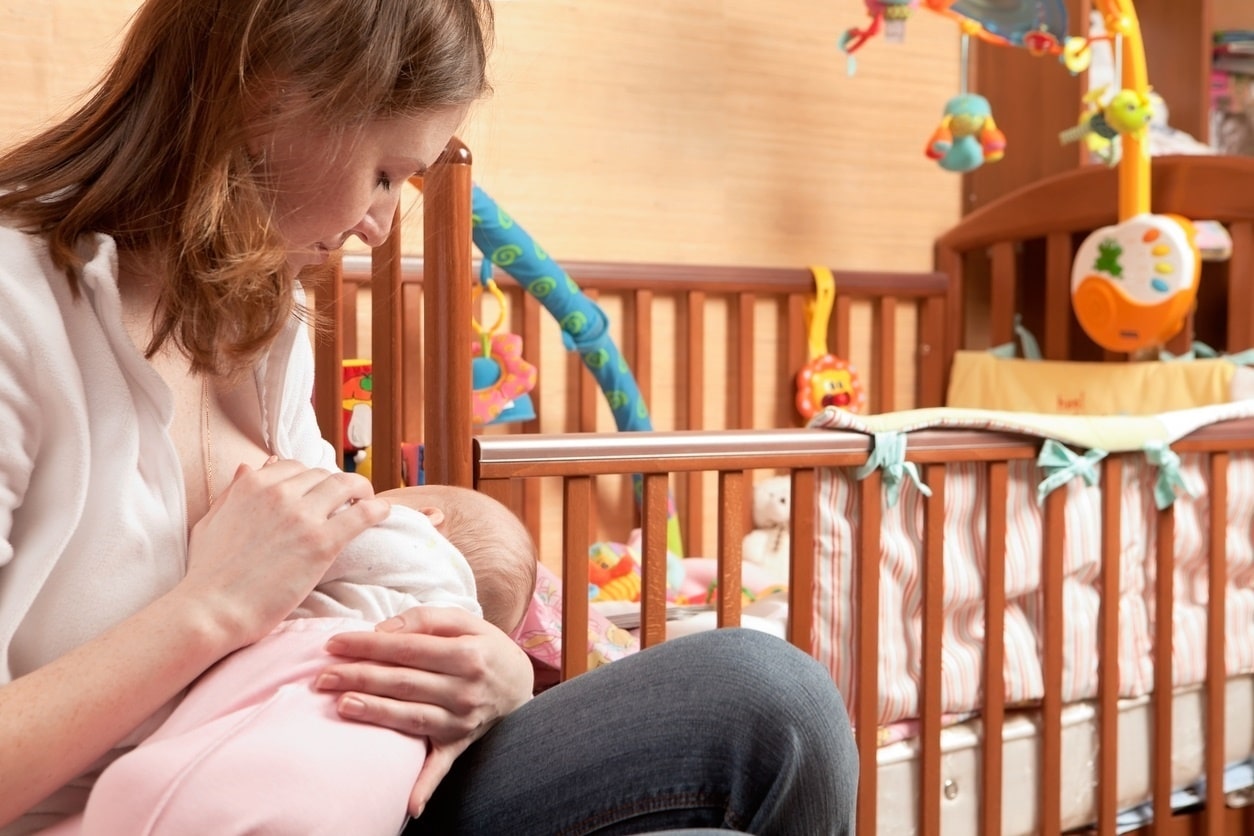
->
xmin=474 ymin=421 xmax=1254 ymax=836
xmin=936 ymin=154 xmax=1254 ymax=364
xmin=317 ymin=256 xmax=951 ymax=554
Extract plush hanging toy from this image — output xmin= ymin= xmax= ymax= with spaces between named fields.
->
xmin=925 ymin=92 xmax=1006 ymax=172
xmin=470 ymin=262 xmax=538 ymax=427
xmin=1058 ymin=86 xmax=1154 ymax=165
xmin=795 ymin=266 xmax=865 ymax=420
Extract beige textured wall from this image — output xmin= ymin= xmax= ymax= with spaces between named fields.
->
xmin=458 ymin=0 xmax=961 ymax=271
xmin=2 ymin=0 xmax=964 ymax=560
xmin=0 ymin=0 xmax=961 ymax=273
xmin=0 ymin=1 xmax=142 ymax=145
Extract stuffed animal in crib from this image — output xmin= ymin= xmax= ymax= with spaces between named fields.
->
xmin=586 ymin=536 xmax=685 ymax=602
xmin=588 ymin=542 xmax=642 ymax=602
xmin=741 ymin=475 xmax=792 ymax=586
xmin=925 ymin=93 xmax=1006 ymax=173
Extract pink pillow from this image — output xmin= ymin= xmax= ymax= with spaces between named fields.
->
xmin=511 ymin=563 xmax=638 ymax=689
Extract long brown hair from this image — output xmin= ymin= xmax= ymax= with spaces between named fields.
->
xmin=0 ymin=0 xmax=493 ymax=374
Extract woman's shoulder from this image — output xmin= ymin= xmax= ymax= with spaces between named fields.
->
xmin=0 ymin=225 xmax=59 ymax=310
xmin=0 ymin=221 xmax=50 ymax=261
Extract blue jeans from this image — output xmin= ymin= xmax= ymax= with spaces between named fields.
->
xmin=408 ymin=629 xmax=858 ymax=835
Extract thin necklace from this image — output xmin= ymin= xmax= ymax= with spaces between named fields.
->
xmin=201 ymin=376 xmax=215 ymax=507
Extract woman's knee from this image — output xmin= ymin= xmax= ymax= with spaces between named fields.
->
xmin=649 ymin=629 xmax=854 ymax=751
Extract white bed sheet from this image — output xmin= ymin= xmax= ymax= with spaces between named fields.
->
xmin=875 ymin=674 xmax=1254 ymax=835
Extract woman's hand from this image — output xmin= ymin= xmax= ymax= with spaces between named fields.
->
xmin=315 ymin=607 xmax=535 ymax=815
xmin=179 ymin=458 xmax=390 ymax=652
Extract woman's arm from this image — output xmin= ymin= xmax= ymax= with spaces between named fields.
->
xmin=314 ymin=607 xmax=535 ymax=816
xmin=273 ymin=311 xmax=533 ymax=813
xmin=0 ymin=584 xmax=241 ymax=826
xmin=0 ymin=460 xmax=390 ymax=827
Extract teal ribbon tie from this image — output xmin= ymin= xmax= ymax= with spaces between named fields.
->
xmin=990 ymin=314 xmax=1042 ymax=361
xmin=1143 ymin=440 xmax=1197 ymax=510
xmin=1159 ymin=340 xmax=1254 ymax=367
xmin=1036 ymin=439 xmax=1106 ymax=503
xmin=855 ymin=431 xmax=932 ymax=507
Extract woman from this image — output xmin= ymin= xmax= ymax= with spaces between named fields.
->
xmin=0 ymin=1 xmax=857 ymax=834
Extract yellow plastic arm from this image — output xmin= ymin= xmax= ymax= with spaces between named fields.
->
xmin=1096 ymin=0 xmax=1150 ymax=219
xmin=806 ymin=266 xmax=836 ymax=361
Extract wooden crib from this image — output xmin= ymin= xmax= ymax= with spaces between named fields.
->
xmin=310 ymin=143 xmax=1254 ymax=836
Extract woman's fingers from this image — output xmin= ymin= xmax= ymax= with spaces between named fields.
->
xmin=181 ymin=459 xmax=390 ymax=647
xmin=321 ymin=668 xmax=463 ymax=738
xmin=316 ymin=607 xmax=534 ymax=744
xmin=220 ymin=458 xmax=380 ymax=518
xmin=409 ymin=743 xmax=470 ymax=817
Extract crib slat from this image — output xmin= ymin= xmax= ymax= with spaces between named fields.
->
xmin=476 ymin=477 xmax=511 ymax=508
xmin=920 ymin=463 xmax=945 ymax=836
xmin=1043 ymin=232 xmax=1072 ymax=360
xmin=520 ymin=297 xmax=543 ymax=537
xmin=834 ymin=294 xmax=853 ymax=362
xmin=715 ymin=470 xmax=746 ymax=630
xmin=640 ymin=472 xmax=670 ymax=647
xmin=989 ymin=242 xmax=1018 ymax=349
xmin=519 ymin=290 xmax=543 ymax=435
xmin=340 ymin=279 xmax=359 ymax=360
xmin=1041 ymin=488 xmax=1066 ymax=835
xmin=685 ymin=291 xmax=707 ymax=556
xmin=633 ymin=289 xmax=653 ymax=414
xmin=876 ymin=297 xmax=898 ymax=413
xmin=1153 ymin=495 xmax=1176 ymax=835
xmin=578 ymin=289 xmax=599 ymax=432
xmin=982 ymin=461 xmax=1009 ymax=836
xmin=856 ymin=472 xmax=882 ymax=836
xmin=1097 ymin=457 xmax=1123 ymax=836
xmin=312 ymin=255 xmax=345 ymax=467
xmin=918 ymin=295 xmax=947 ymax=408
xmin=785 ymin=295 xmax=807 ymax=427
xmin=371 ymin=205 xmax=404 ymax=492
xmin=934 ymin=244 xmax=964 ymax=385
xmin=419 ymin=143 xmax=474 ymax=487
xmin=560 ymin=476 xmax=593 ymax=680
xmin=400 ymin=280 xmax=423 ymax=447
xmin=734 ymin=293 xmax=755 ymax=428
xmin=786 ymin=468 xmax=815 ymax=651
xmin=1226 ymin=222 xmax=1254 ymax=352
xmin=685 ymin=289 xmax=707 ymax=431
xmin=1205 ymin=453 xmax=1229 ymax=836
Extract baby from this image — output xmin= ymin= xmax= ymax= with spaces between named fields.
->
xmin=74 ymin=483 xmax=537 ymax=836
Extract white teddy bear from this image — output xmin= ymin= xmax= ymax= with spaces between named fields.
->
xmin=741 ymin=475 xmax=791 ymax=585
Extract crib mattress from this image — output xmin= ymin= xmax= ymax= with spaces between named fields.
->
xmin=875 ymin=674 xmax=1254 ymax=835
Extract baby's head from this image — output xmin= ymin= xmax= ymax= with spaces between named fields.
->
xmin=379 ymin=485 xmax=536 ymax=634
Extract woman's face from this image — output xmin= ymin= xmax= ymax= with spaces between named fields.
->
xmin=258 ymin=104 xmax=468 ymax=271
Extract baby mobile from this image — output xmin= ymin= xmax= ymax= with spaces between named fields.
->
xmin=836 ymin=0 xmax=1201 ymax=355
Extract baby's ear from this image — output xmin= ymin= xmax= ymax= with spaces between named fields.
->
xmin=418 ymin=506 xmax=446 ymax=527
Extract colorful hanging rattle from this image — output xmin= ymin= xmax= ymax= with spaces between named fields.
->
xmin=470 ymin=260 xmax=538 ymax=426
xmin=795 ymin=265 xmax=865 ymax=420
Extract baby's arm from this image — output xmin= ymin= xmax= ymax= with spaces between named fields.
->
xmin=294 ymin=505 xmax=482 ymax=621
